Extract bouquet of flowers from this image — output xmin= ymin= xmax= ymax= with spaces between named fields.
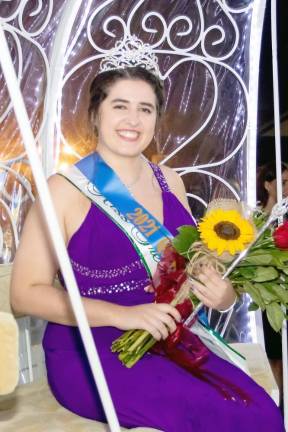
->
xmin=112 ymin=198 xmax=288 ymax=368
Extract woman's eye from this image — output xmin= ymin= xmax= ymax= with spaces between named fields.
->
xmin=140 ymin=107 xmax=152 ymax=114
xmin=113 ymin=105 xmax=126 ymax=110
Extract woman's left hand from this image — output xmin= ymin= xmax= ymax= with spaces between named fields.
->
xmin=191 ymin=266 xmax=236 ymax=311
xmin=144 ymin=266 xmax=236 ymax=311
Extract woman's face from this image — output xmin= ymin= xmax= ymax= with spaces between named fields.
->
xmin=265 ymin=169 xmax=288 ymax=201
xmin=94 ymin=78 xmax=158 ymax=159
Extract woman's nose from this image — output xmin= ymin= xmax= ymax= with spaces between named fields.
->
xmin=126 ymin=109 xmax=140 ymax=126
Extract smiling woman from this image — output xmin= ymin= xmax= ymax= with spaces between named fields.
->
xmin=10 ymin=35 xmax=285 ymax=431
xmin=94 ymin=79 xmax=157 ymax=160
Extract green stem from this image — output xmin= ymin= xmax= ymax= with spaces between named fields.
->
xmin=125 ymin=337 xmax=156 ymax=368
xmin=128 ymin=330 xmax=150 ymax=352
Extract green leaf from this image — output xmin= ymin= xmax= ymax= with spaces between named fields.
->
xmin=243 ymin=281 xmax=265 ymax=310
xmin=272 ymin=249 xmax=288 ymax=259
xmin=253 ymin=283 xmax=278 ymax=303
xmin=238 ymin=267 xmax=257 ymax=279
xmin=268 ymin=283 xmax=288 ymax=305
xmin=248 ymin=302 xmax=259 ymax=311
xmin=240 ymin=249 xmax=288 ymax=268
xmin=251 ymin=267 xmax=278 ymax=282
xmin=269 ymin=250 xmax=288 ymax=267
xmin=241 ymin=254 xmax=273 ymax=266
xmin=172 ymin=225 xmax=200 ymax=257
xmin=265 ymin=303 xmax=284 ymax=333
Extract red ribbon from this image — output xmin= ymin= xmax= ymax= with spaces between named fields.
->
xmin=151 ymin=244 xmax=251 ymax=405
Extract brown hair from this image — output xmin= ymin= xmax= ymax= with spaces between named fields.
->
xmin=88 ymin=66 xmax=165 ymax=126
xmin=257 ymin=161 xmax=288 ymax=207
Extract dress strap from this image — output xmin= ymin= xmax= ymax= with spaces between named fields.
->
xmin=149 ymin=162 xmax=170 ymax=193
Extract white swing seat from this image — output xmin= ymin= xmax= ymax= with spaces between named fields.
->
xmin=0 ymin=378 xmax=159 ymax=432
xmin=231 ymin=342 xmax=279 ymax=405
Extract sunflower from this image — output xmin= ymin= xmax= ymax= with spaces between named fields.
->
xmin=198 ymin=208 xmax=255 ymax=255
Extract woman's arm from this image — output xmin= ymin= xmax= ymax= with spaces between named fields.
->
xmin=10 ymin=175 xmax=121 ymax=326
xmin=11 ymin=175 xmax=180 ymax=339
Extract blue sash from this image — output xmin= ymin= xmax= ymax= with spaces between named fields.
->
xmin=76 ymin=152 xmax=173 ymax=258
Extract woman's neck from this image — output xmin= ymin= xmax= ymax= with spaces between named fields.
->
xmin=96 ymin=148 xmax=145 ymax=185
xmin=264 ymin=196 xmax=277 ymax=214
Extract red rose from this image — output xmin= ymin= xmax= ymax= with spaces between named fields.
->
xmin=152 ymin=244 xmax=186 ymax=301
xmin=273 ymin=221 xmax=288 ymax=249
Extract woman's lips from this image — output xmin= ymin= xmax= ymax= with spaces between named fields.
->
xmin=117 ymin=129 xmax=140 ymax=141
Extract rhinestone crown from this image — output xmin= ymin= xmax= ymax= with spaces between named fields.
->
xmin=99 ymin=35 xmax=161 ymax=78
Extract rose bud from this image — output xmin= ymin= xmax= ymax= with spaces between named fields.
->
xmin=273 ymin=221 xmax=288 ymax=249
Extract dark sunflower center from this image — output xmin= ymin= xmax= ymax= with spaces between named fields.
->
xmin=214 ymin=221 xmax=240 ymax=240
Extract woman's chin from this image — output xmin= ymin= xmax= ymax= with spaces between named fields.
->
xmin=114 ymin=144 xmax=148 ymax=158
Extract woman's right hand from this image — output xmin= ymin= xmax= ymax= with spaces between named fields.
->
xmin=115 ymin=303 xmax=181 ymax=341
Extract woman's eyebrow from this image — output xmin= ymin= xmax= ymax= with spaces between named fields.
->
xmin=139 ymin=102 xmax=155 ymax=109
xmin=111 ymin=98 xmax=155 ymax=109
xmin=111 ymin=98 xmax=129 ymax=103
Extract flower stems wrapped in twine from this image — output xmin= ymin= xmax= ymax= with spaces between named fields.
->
xmin=112 ymin=198 xmax=288 ymax=367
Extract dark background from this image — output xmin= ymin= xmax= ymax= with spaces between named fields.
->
xmin=257 ymin=0 xmax=288 ymax=166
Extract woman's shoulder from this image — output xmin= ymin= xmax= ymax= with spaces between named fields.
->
xmin=47 ymin=173 xmax=87 ymax=200
xmin=47 ymin=173 xmax=76 ymax=194
xmin=158 ymin=165 xmax=186 ymax=193
xmin=46 ymin=174 xmax=78 ymax=209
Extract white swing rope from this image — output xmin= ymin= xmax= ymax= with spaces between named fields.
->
xmin=0 ymin=23 xmax=121 ymax=432
xmin=271 ymin=0 xmax=288 ymax=424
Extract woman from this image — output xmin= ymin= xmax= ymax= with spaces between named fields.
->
xmin=11 ymin=61 xmax=284 ymax=430
xmin=257 ymin=162 xmax=288 ymax=214
xmin=257 ymin=161 xmax=288 ymax=404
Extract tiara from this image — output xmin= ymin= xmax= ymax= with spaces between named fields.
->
xmin=99 ymin=35 xmax=161 ymax=78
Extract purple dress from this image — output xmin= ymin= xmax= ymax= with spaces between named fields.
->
xmin=43 ymin=164 xmax=284 ymax=431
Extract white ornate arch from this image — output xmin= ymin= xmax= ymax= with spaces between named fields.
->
xmin=0 ymin=0 xmax=266 ymax=342
xmin=42 ymin=0 xmax=265 ymax=217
